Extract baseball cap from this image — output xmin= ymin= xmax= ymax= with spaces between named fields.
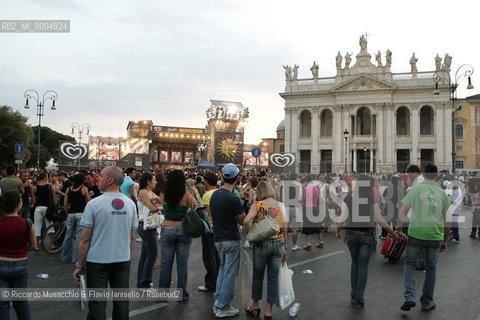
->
xmin=222 ymin=163 xmax=239 ymax=179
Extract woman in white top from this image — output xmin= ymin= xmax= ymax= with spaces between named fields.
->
xmin=136 ymin=172 xmax=162 ymax=288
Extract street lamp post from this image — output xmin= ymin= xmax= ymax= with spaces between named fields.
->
xmin=24 ymin=90 xmax=58 ymax=170
xmin=363 ymin=147 xmax=367 ymax=173
xmin=433 ymin=64 xmax=474 ymax=173
xmin=344 ymin=129 xmax=349 ymax=172
xmin=71 ymin=122 xmax=90 ymax=170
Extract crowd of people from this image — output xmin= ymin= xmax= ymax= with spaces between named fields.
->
xmin=0 ymin=163 xmax=479 ymax=319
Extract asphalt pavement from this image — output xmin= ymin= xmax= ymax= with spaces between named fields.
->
xmin=19 ymin=207 xmax=480 ymax=320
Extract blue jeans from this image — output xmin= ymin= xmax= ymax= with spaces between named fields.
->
xmin=451 ymin=214 xmax=459 ymax=240
xmin=137 ymin=224 xmax=158 ymax=288
xmin=18 ymin=207 xmax=31 ymax=219
xmin=61 ymin=213 xmax=83 ymax=263
xmin=346 ymin=233 xmax=374 ymax=304
xmin=404 ymin=236 xmax=442 ymax=308
xmin=214 ymin=240 xmax=241 ymax=310
xmin=252 ymin=238 xmax=284 ymax=305
xmin=0 ymin=259 xmax=31 ymax=320
xmin=158 ymin=226 xmax=192 ymax=300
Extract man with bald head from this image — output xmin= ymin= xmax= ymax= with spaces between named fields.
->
xmin=73 ymin=166 xmax=138 ymax=320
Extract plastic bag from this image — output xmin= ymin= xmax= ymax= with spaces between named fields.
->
xmin=278 ymin=262 xmax=295 ymax=310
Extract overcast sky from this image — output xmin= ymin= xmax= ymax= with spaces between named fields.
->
xmin=1 ymin=0 xmax=479 ymax=144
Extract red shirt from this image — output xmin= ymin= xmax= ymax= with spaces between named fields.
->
xmin=0 ymin=216 xmax=29 ymax=259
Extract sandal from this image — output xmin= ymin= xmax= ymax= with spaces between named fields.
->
xmin=245 ymin=307 xmax=261 ymax=317
xmin=316 ymin=243 xmax=324 ymax=248
xmin=303 ymin=245 xmax=311 ymax=251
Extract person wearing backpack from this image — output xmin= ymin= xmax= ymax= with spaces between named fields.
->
xmin=158 ymin=170 xmax=198 ymax=301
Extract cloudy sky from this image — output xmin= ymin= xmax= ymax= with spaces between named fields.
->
xmin=1 ymin=0 xmax=479 ymax=144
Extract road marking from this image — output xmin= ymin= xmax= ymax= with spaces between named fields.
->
xmin=288 ymin=250 xmax=346 ymax=268
xmin=107 ymin=302 xmax=167 ymax=320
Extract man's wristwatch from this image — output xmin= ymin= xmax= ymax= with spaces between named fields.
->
xmin=75 ymin=263 xmax=84 ymax=269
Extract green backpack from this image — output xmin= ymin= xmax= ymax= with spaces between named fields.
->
xmin=182 ymin=208 xmax=204 ymax=238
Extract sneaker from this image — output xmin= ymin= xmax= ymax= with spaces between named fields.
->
xmin=291 ymin=245 xmax=301 ymax=251
xmin=450 ymin=238 xmax=459 ymax=243
xmin=198 ymin=285 xmax=210 ymax=292
xmin=215 ymin=306 xmax=240 ymax=318
xmin=401 ymin=301 xmax=416 ymax=311
xmin=243 ymin=240 xmax=251 ymax=249
xmin=136 ymin=238 xmax=142 ymax=242
xmin=213 ymin=304 xmax=218 ymax=314
xmin=421 ymin=303 xmax=436 ymax=311
xmin=353 ymin=303 xmax=364 ymax=309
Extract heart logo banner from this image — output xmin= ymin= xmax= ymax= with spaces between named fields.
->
xmin=270 ymin=153 xmax=295 ymax=167
xmin=60 ymin=143 xmax=88 ymax=160
xmin=105 ymin=161 xmax=117 ymax=167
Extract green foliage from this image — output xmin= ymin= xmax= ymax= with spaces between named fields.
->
xmin=26 ymin=126 xmax=75 ymax=168
xmin=0 ymin=106 xmax=34 ymax=168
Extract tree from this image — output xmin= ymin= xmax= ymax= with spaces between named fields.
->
xmin=0 ymin=106 xmax=34 ymax=168
xmin=26 ymin=126 xmax=75 ymax=168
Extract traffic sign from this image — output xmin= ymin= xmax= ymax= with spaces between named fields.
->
xmin=15 ymin=144 xmax=24 ymax=152
xmin=14 ymin=152 xmax=24 ymax=160
xmin=251 ymin=148 xmax=261 ymax=158
xmin=15 ymin=160 xmax=23 ymax=164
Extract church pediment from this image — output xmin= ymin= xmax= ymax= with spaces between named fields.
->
xmin=330 ymin=75 xmax=396 ymax=93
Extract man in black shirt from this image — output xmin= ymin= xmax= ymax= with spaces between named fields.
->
xmin=59 ymin=171 xmax=72 ymax=206
xmin=85 ymin=172 xmax=102 ymax=199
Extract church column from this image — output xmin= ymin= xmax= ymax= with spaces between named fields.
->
xmin=435 ymin=103 xmax=444 ymax=165
xmin=311 ymin=107 xmax=320 ymax=173
xmin=370 ymin=148 xmax=374 ymax=172
xmin=385 ymin=106 xmax=394 ymax=168
xmin=285 ymin=108 xmax=292 ymax=153
xmin=445 ymin=103 xmax=452 ymax=170
xmin=333 ymin=106 xmax=342 ymax=171
xmin=377 ymin=104 xmax=384 ymax=171
xmin=410 ymin=104 xmax=419 ymax=165
xmin=353 ymin=148 xmax=357 ymax=172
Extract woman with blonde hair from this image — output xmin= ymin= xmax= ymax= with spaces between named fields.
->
xmin=244 ymin=180 xmax=288 ymax=320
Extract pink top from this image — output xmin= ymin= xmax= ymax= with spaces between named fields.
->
xmin=303 ymin=185 xmax=319 ymax=207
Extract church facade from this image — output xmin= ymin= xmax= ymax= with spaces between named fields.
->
xmin=280 ymin=36 xmax=454 ymax=173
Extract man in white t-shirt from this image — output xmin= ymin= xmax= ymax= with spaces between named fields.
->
xmin=73 ymin=166 xmax=138 ymax=320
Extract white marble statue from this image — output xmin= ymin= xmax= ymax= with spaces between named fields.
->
xmin=336 ymin=51 xmax=342 ymax=69
xmin=359 ymin=35 xmax=367 ymax=53
xmin=410 ymin=53 xmax=418 ymax=73
xmin=385 ymin=49 xmax=392 ymax=68
xmin=376 ymin=50 xmax=382 ymax=67
xmin=283 ymin=65 xmax=292 ymax=80
xmin=311 ymin=61 xmax=319 ymax=79
xmin=344 ymin=53 xmax=352 ymax=69
xmin=292 ymin=64 xmax=299 ymax=80
xmin=435 ymin=54 xmax=442 ymax=71
xmin=443 ymin=54 xmax=452 ymax=70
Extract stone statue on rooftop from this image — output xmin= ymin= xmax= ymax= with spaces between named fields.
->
xmin=311 ymin=61 xmax=319 ymax=79
xmin=435 ymin=54 xmax=442 ymax=71
xmin=376 ymin=50 xmax=382 ymax=67
xmin=410 ymin=53 xmax=418 ymax=73
xmin=385 ymin=49 xmax=392 ymax=68
xmin=344 ymin=53 xmax=352 ymax=69
xmin=359 ymin=35 xmax=367 ymax=54
xmin=443 ymin=54 xmax=452 ymax=70
xmin=292 ymin=64 xmax=299 ymax=80
xmin=283 ymin=65 xmax=292 ymax=80
xmin=336 ymin=51 xmax=342 ymax=69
